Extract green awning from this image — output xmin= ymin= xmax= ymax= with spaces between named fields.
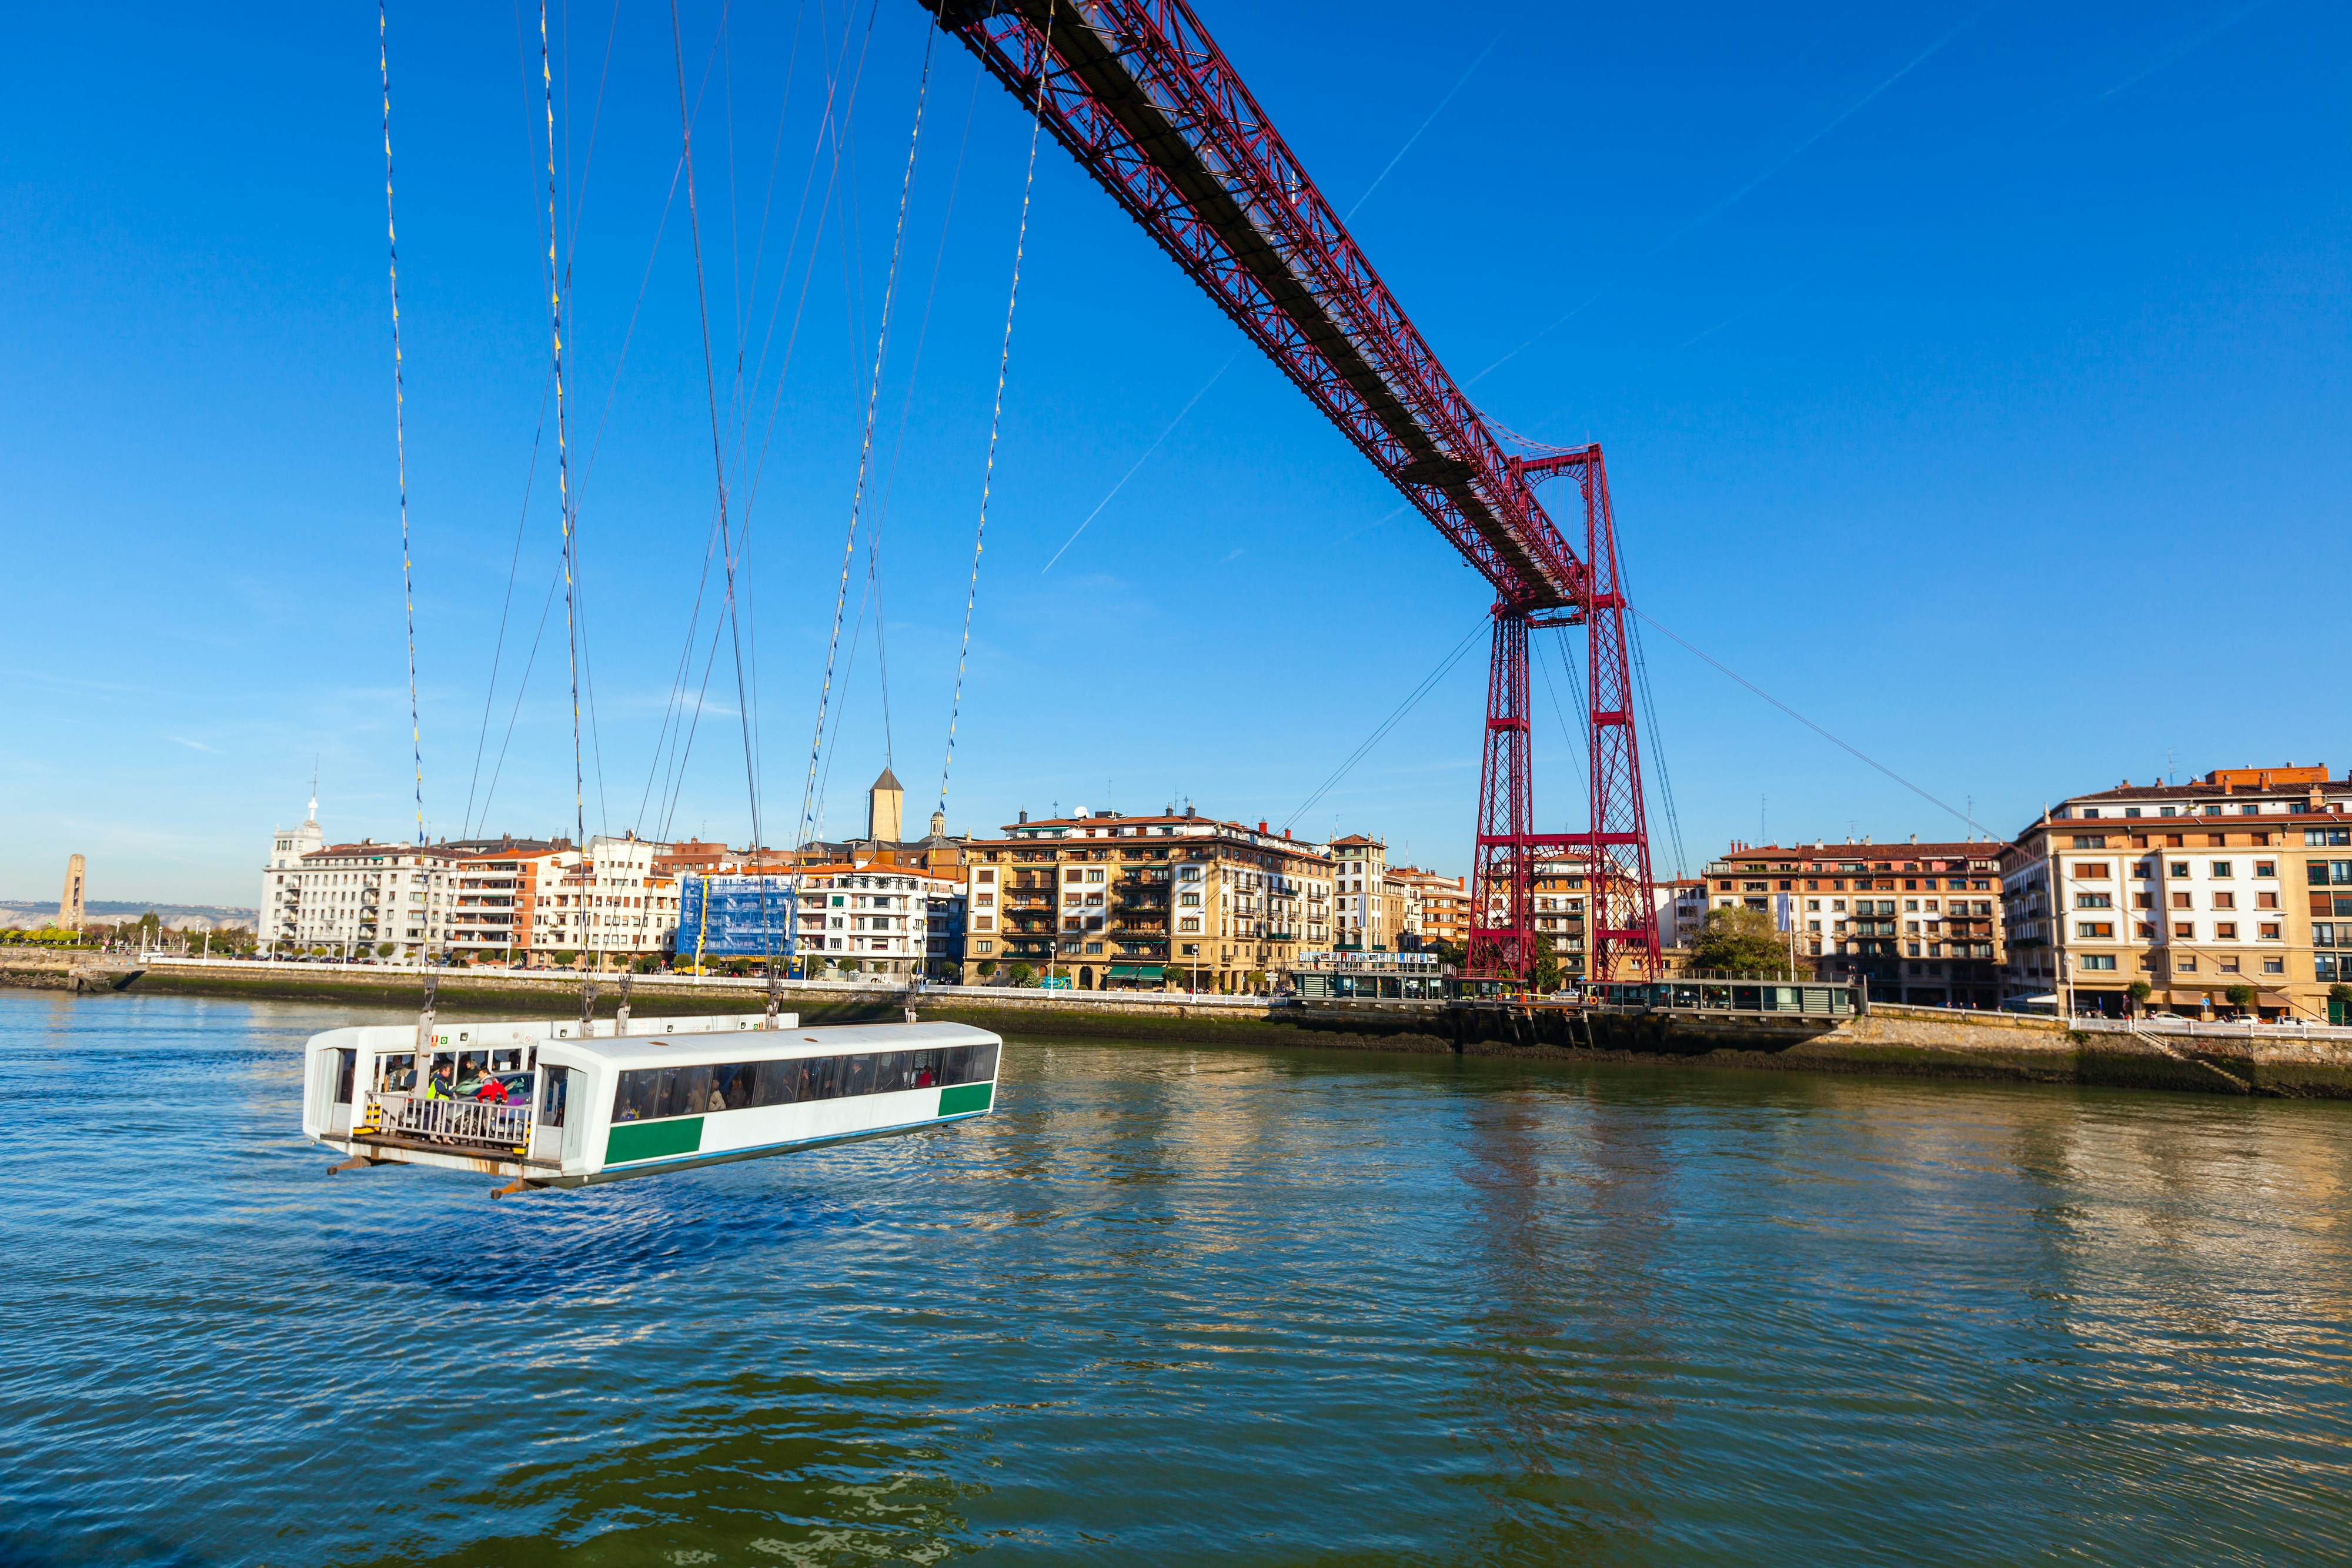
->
xmin=1107 ymin=964 xmax=1165 ymax=981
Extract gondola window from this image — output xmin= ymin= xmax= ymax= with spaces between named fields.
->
xmin=612 ymin=1044 xmax=999 ymax=1123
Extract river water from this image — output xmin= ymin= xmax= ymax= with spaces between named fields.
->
xmin=5 ymin=991 xmax=2352 ymax=1566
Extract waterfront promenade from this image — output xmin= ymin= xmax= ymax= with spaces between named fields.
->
xmin=28 ymin=952 xmax=2352 ymax=1099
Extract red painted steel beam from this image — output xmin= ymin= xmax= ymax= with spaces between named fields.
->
xmin=920 ymin=0 xmax=1585 ymax=610
xmin=921 ymin=0 xmax=1659 ymax=980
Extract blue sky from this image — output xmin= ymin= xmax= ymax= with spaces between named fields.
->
xmin=3 ymin=1 xmax=2345 ymax=907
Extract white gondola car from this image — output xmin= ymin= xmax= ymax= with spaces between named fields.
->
xmin=300 ymin=1012 xmax=1001 ymax=1190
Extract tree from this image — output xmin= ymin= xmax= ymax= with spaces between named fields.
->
xmin=1526 ymin=942 xmax=1562 ymax=993
xmin=1689 ymin=907 xmax=1805 ymax=978
xmin=375 ymin=942 xmax=395 ymax=959
xmin=2225 ymin=983 xmax=2257 ymax=1015
xmin=2126 ymin=979 xmax=2153 ymax=1015
xmin=1008 ymin=962 xmax=1035 ymax=987
xmin=550 ymin=949 xmax=579 ymax=968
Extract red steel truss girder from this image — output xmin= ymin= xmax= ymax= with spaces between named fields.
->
xmin=920 ymin=0 xmax=1585 ymax=610
xmin=921 ymin=0 xmax=1658 ymax=979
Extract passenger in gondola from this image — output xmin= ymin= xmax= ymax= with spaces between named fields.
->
xmin=425 ymin=1062 xmax=454 ymax=1101
xmin=475 ymin=1073 xmax=510 ymax=1104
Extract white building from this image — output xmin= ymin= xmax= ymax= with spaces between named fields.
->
xmin=1329 ymin=833 xmax=1391 ymax=950
xmin=527 ymin=834 xmax=681 ymax=967
xmin=792 ymin=860 xmax=964 ymax=979
xmin=261 ymin=796 xmax=457 ymax=959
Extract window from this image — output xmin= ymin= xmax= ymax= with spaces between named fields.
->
xmin=2170 ymin=861 xmax=2191 ymax=877
xmin=2077 ymin=922 xmax=2114 ymax=939
xmin=2136 ymin=924 xmax=2157 ymax=941
xmin=2310 ymin=861 xmax=2352 ymax=887
xmin=2178 ymin=955 xmax=2198 ymax=972
xmin=2216 ymin=922 xmax=2238 ymax=940
xmin=2211 ymin=860 xmax=2234 ymax=878
xmin=2256 ymin=861 xmax=2277 ymax=878
xmin=2257 ymin=891 xmax=2278 ymax=910
xmin=1806 ymin=899 xmax=1821 ymax=911
xmin=2170 ymin=892 xmax=2191 ymax=909
xmin=2080 ymin=954 xmax=2117 ymax=971
xmin=2076 ymin=893 xmax=2113 ymax=909
xmin=2125 ymin=807 xmax=2142 ymax=818
xmin=2214 ymin=891 xmax=2236 ymax=910
xmin=2132 ymin=892 xmax=2153 ymax=910
xmin=2074 ymin=862 xmax=2112 ymax=879
xmin=2071 ymin=835 xmax=2107 ymax=849
xmin=2174 ymin=922 xmax=2194 ymax=938
xmin=2260 ymin=923 xmax=2281 ymax=941
xmin=1179 ymin=917 xmax=1201 ymax=932
xmin=2305 ymin=828 xmax=2351 ymax=847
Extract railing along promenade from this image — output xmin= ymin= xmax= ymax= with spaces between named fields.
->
xmin=139 ymin=955 xmax=1282 ymax=1010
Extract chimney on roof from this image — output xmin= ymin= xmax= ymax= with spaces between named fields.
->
xmin=1258 ymin=821 xmax=1268 ymax=833
xmin=1862 ymin=834 xmax=1872 ymax=845
xmin=1018 ymin=810 xmax=1028 ymax=824
xmin=1909 ymin=833 xmax=1917 ymax=844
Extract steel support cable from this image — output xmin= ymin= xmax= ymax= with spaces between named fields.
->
xmin=669 ymin=0 xmax=783 ymax=984
xmin=1281 ymin=615 xmax=1488 ymax=835
xmin=476 ymin=555 xmax=567 ymax=835
xmin=1627 ymin=610 xmax=1689 ymax=880
xmin=462 ymin=367 xmax=552 ymax=839
xmin=379 ymin=2 xmax=426 ymax=848
xmin=537 ymin=0 xmax=585 ymax=852
xmin=733 ymin=4 xmax=876 ymax=513
xmin=643 ymin=1 xmax=870 ymax=844
xmin=858 ymin=70 xmax=983 ymax=780
xmin=729 ymin=5 xmax=879 ymax=828
xmin=941 ymin=5 xmax=1054 ymax=818
xmin=728 ymin=0 xmax=817 ymax=457
xmin=796 ymin=32 xmax=936 ymax=854
xmin=1634 ymin=609 xmax=1999 ymax=840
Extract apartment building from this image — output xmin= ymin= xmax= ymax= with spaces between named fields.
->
xmin=527 ymin=834 xmax=683 ymax=967
xmin=1655 ymin=877 xmax=1707 ymax=952
xmin=1390 ymin=865 xmax=1468 ymax=950
xmin=2002 ymin=765 xmax=2352 ymax=1019
xmin=262 ymin=798 xmax=477 ymax=958
xmin=265 ymin=839 xmax=459 ymax=958
xmin=794 ymin=860 xmax=964 ymax=979
xmin=960 ymin=807 xmax=1332 ymax=991
xmin=1703 ymin=838 xmax=2006 ymax=1006
xmin=1330 ymin=834 xmax=1392 ymax=950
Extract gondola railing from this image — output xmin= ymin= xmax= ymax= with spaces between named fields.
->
xmin=363 ymin=1092 xmax=531 ymax=1149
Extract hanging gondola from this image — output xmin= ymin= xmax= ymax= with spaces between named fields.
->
xmin=303 ymin=1012 xmax=1000 ymax=1192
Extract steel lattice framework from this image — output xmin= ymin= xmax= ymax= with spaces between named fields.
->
xmin=923 ymin=0 xmax=1658 ymax=981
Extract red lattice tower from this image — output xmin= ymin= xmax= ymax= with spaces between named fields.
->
xmin=923 ymin=0 xmax=1658 ymax=981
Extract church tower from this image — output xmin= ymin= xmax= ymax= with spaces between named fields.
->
xmin=867 ymin=766 xmax=904 ymax=844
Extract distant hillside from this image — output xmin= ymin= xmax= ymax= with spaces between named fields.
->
xmin=0 ymin=900 xmax=257 ymax=931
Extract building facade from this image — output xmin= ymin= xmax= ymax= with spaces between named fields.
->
xmin=2002 ymin=765 xmax=2352 ymax=1019
xmin=1390 ymin=865 xmax=1468 ymax=951
xmin=1703 ymin=838 xmax=2006 ymax=1006
xmin=960 ymin=807 xmax=1332 ymax=991
xmin=794 ymin=860 xmax=963 ymax=978
xmin=1330 ymin=834 xmax=1392 ymax=950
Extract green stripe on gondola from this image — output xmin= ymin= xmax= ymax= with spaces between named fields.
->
xmin=938 ymin=1082 xmax=993 ymax=1116
xmin=606 ymin=1115 xmax=704 ymax=1164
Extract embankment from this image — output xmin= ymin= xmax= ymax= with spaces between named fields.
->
xmin=24 ymin=959 xmax=2352 ymax=1099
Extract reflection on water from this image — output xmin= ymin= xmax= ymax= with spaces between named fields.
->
xmin=5 ymin=991 xmax=2352 ymax=1565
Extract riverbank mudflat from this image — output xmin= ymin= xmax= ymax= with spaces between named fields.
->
xmin=24 ymin=957 xmax=2352 ymax=1100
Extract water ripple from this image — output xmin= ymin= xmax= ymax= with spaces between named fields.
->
xmin=5 ymin=991 xmax=2352 ymax=1564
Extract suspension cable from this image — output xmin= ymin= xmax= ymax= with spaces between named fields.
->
xmin=537 ymin=0 xmax=584 ymax=854
xmin=380 ymin=1 xmax=425 ymax=847
xmin=798 ymin=30 xmax=936 ymax=852
xmin=941 ymin=2 xmax=1054 ymax=820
